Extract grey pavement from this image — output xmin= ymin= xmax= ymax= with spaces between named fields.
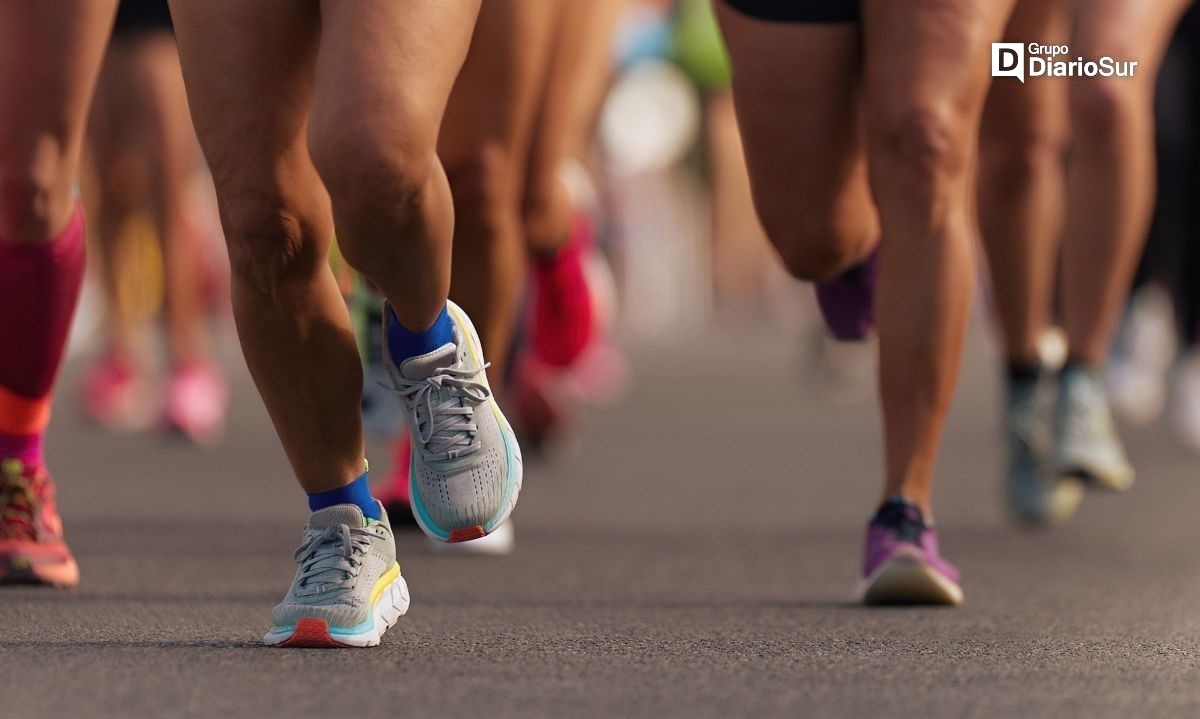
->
xmin=4 ymin=323 xmax=1200 ymax=718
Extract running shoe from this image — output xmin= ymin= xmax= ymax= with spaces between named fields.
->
xmin=82 ymin=354 xmax=156 ymax=433
xmin=531 ymin=212 xmax=598 ymax=369
xmin=1172 ymin=352 xmax=1200 ymax=453
xmin=385 ymin=300 xmax=522 ymax=543
xmin=1053 ymin=365 xmax=1135 ymax=492
xmin=375 ymin=434 xmax=418 ymax=529
xmin=814 ymin=249 xmax=877 ymax=342
xmin=1107 ymin=286 xmax=1175 ymax=426
xmin=858 ymin=497 xmax=962 ymax=606
xmin=1004 ymin=373 xmax=1084 ymax=525
xmin=264 ymin=503 xmax=409 ymax=648
xmin=377 ymin=435 xmax=514 ymax=553
xmin=164 ymin=360 xmax=229 ymax=446
xmin=0 ymin=459 xmax=79 ymax=588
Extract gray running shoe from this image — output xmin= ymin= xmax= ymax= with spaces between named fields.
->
xmin=264 ymin=503 xmax=409 ymax=648
xmin=1054 ymin=365 xmax=1135 ymax=492
xmin=386 ymin=300 xmax=522 ymax=544
xmin=1005 ymin=373 xmax=1084 ymax=525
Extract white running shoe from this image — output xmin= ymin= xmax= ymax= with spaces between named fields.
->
xmin=1054 ymin=366 xmax=1135 ymax=492
xmin=264 ymin=503 xmax=409 ymax=648
xmin=1107 ymin=286 xmax=1175 ymax=425
xmin=386 ymin=300 xmax=523 ymax=543
xmin=1171 ymin=353 xmax=1200 ymax=453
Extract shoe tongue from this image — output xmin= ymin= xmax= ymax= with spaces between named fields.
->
xmin=307 ymin=504 xmax=366 ymax=530
xmin=400 ymin=343 xmax=457 ymax=381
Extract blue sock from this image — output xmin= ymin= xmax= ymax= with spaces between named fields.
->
xmin=307 ymin=472 xmax=381 ymax=520
xmin=388 ymin=304 xmax=454 ymax=362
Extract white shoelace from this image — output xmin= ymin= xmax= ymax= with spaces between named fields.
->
xmin=393 ymin=362 xmax=492 ymax=462
xmin=293 ymin=524 xmax=374 ymax=596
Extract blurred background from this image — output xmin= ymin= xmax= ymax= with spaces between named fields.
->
xmin=63 ymin=0 xmax=1200 ymax=458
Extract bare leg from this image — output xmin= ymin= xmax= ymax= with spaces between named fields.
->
xmin=522 ymin=0 xmax=626 ymax=256
xmin=715 ymin=6 xmax=877 ymax=283
xmin=862 ymin=0 xmax=1015 ymax=512
xmin=1060 ymin=0 xmax=1191 ymax=363
xmin=136 ymin=33 xmax=209 ymax=365
xmin=169 ymin=0 xmax=355 ymax=492
xmin=439 ymin=0 xmax=560 ymax=381
xmin=0 ymin=0 xmax=116 ymax=241
xmin=309 ymin=0 xmax=481 ymax=335
xmin=978 ymin=0 xmax=1070 ymax=365
xmin=88 ymin=40 xmax=152 ymax=365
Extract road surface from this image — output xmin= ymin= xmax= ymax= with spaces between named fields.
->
xmin=4 ymin=323 xmax=1200 ymax=718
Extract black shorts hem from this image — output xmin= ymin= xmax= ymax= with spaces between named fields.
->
xmin=721 ymin=0 xmax=859 ymax=23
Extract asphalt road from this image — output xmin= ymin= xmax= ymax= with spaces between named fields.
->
xmin=5 ymin=322 xmax=1200 ymax=718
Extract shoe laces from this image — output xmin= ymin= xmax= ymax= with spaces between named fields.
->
xmin=1061 ymin=373 xmax=1113 ymax=443
xmin=0 ymin=461 xmax=38 ymax=542
xmin=872 ymin=498 xmax=928 ymax=546
xmin=1007 ymin=380 xmax=1046 ymax=453
xmin=393 ymin=362 xmax=492 ymax=462
xmin=293 ymin=524 xmax=376 ymax=597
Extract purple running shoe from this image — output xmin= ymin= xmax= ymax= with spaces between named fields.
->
xmin=857 ymin=496 xmax=963 ymax=606
xmin=814 ymin=249 xmax=878 ymax=341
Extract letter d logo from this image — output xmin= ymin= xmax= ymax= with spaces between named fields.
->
xmin=992 ymin=43 xmax=1025 ymax=83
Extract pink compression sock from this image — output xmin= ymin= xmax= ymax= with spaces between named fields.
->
xmin=0 ymin=201 xmax=86 ymax=460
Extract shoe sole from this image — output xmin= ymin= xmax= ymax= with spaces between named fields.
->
xmin=1010 ymin=477 xmax=1086 ymax=527
xmin=263 ymin=571 xmax=410 ymax=648
xmin=427 ymin=521 xmax=515 ymax=556
xmin=1058 ymin=462 xmax=1135 ymax=493
xmin=410 ymin=301 xmax=523 ymax=544
xmin=857 ymin=556 xmax=963 ymax=607
xmin=0 ymin=553 xmax=79 ymax=588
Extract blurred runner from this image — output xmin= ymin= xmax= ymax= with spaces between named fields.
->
xmin=717 ymin=0 xmax=1014 ymax=605
xmin=168 ymin=0 xmax=520 ymax=647
xmin=1115 ymin=4 xmax=1200 ymax=449
xmin=373 ymin=0 xmax=626 ymax=554
xmin=82 ymin=0 xmax=228 ymax=445
xmin=979 ymin=0 xmax=1190 ymax=524
xmin=0 ymin=0 xmax=119 ymax=587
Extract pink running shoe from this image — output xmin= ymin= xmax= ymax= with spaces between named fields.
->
xmin=857 ymin=496 xmax=963 ymax=606
xmin=82 ymin=354 xmax=155 ymax=433
xmin=163 ymin=360 xmax=228 ymax=446
xmin=0 ymin=459 xmax=78 ymax=588
xmin=531 ymin=213 xmax=598 ymax=369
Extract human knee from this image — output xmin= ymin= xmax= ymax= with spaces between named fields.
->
xmin=444 ymin=140 xmax=521 ymax=232
xmin=309 ymin=121 xmax=438 ymax=268
xmin=1070 ymin=75 xmax=1134 ymax=141
xmin=220 ymin=192 xmax=326 ymax=301
xmin=310 ymin=121 xmax=437 ymax=221
xmin=761 ymin=210 xmax=863 ymax=281
xmin=0 ymin=143 xmax=75 ymax=242
xmin=870 ymin=104 xmax=968 ymax=201
xmin=980 ymin=124 xmax=1066 ymax=191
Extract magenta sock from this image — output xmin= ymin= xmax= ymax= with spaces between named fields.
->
xmin=0 ymin=202 xmax=86 ymax=399
xmin=0 ymin=432 xmax=42 ymax=466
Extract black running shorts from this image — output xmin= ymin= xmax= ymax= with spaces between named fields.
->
xmin=721 ymin=0 xmax=859 ymax=23
xmin=113 ymin=0 xmax=174 ymax=37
